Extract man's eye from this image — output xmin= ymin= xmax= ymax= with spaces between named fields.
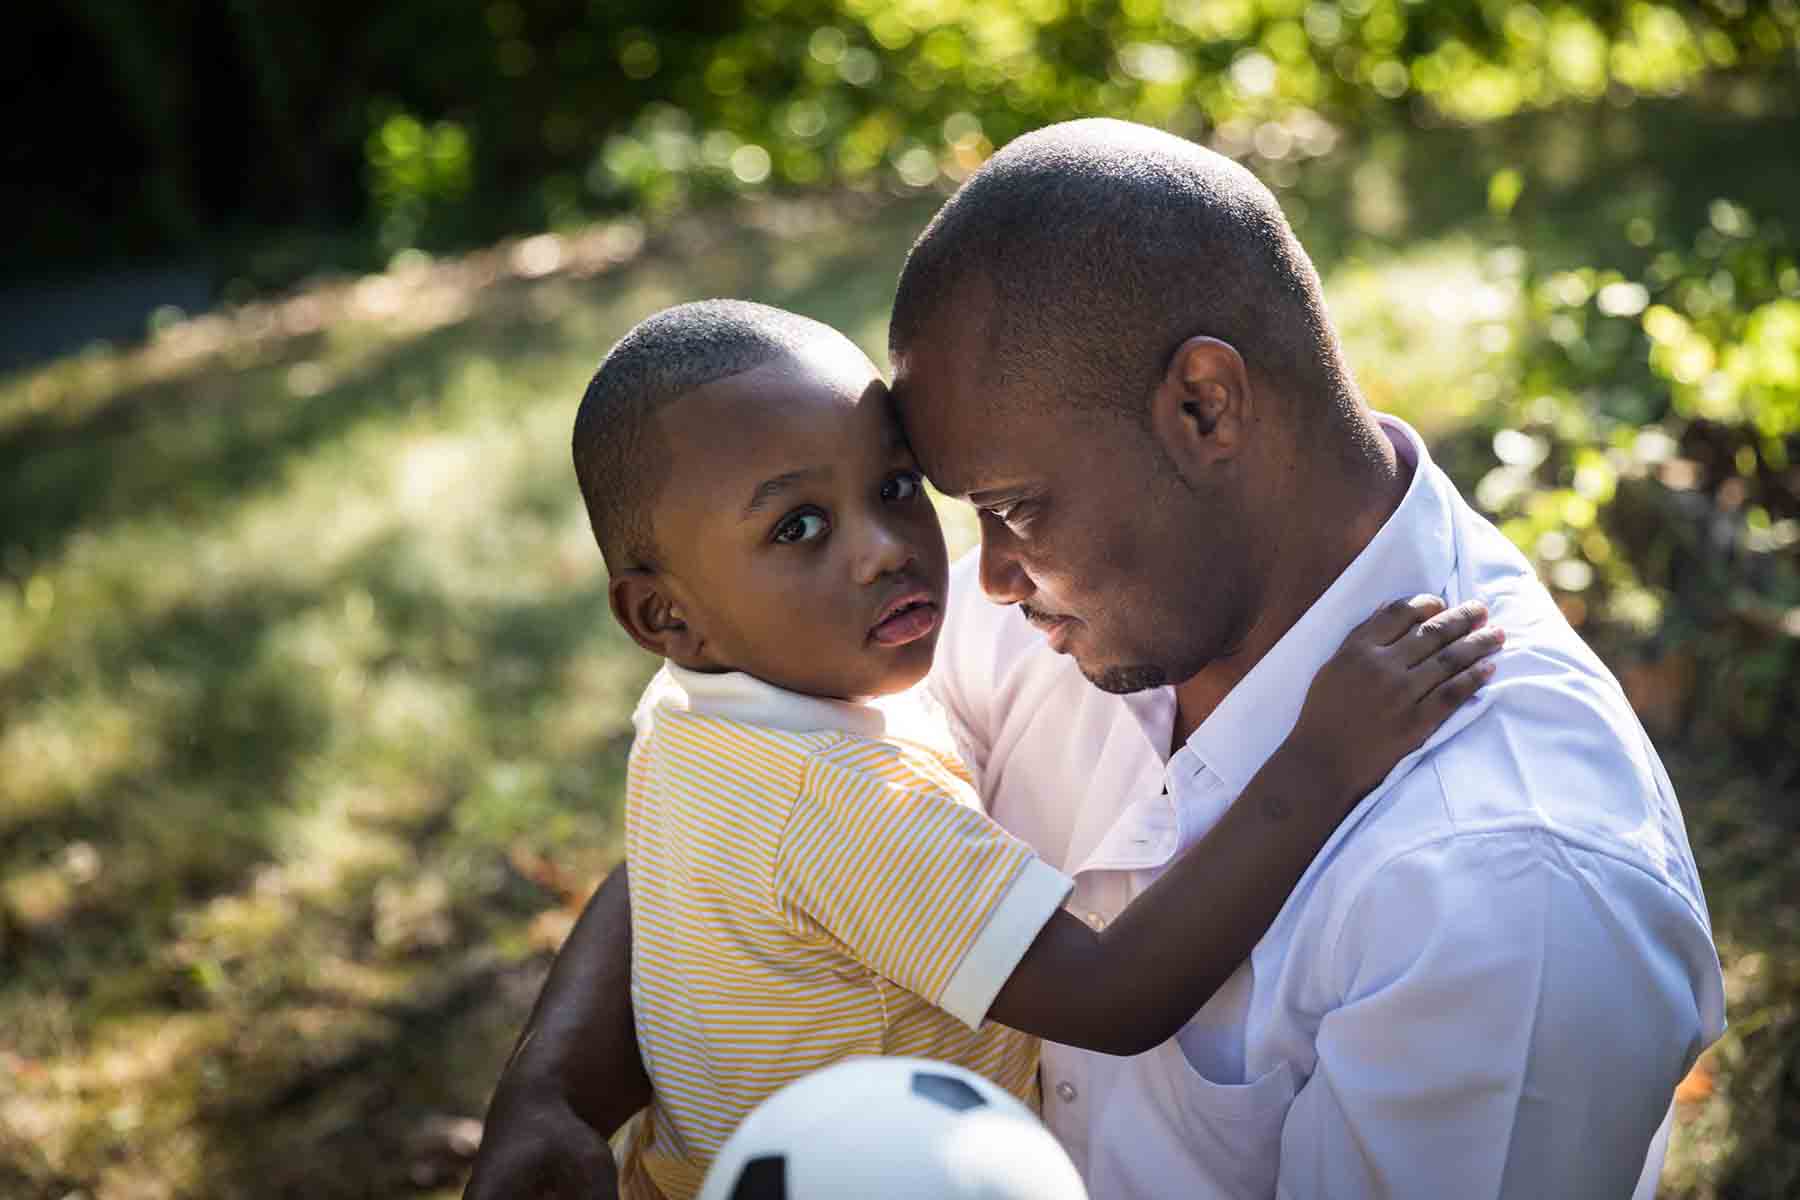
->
xmin=881 ymin=471 xmax=923 ymax=503
xmin=773 ymin=512 xmax=829 ymax=544
xmin=985 ymin=502 xmax=1031 ymax=532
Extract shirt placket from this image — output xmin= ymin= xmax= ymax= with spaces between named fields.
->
xmin=1038 ymin=1039 xmax=1090 ymax=1175
xmin=1040 ymin=776 xmax=1177 ymax=1167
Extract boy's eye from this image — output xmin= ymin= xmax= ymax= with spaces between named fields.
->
xmin=773 ymin=511 xmax=829 ymax=544
xmin=881 ymin=471 xmax=923 ymax=503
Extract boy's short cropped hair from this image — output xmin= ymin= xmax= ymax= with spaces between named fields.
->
xmin=573 ymin=299 xmax=838 ymax=571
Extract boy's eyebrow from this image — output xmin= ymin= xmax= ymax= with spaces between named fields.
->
xmin=742 ymin=466 xmax=829 ymax=518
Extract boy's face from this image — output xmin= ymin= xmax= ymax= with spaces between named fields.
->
xmin=642 ymin=340 xmax=949 ymax=701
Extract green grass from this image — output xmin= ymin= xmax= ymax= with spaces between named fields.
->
xmin=2 ymin=91 xmax=1795 ymax=1198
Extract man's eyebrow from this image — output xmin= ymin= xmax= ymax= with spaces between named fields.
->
xmin=742 ymin=467 xmax=828 ymax=518
xmin=964 ymin=483 xmax=1025 ymax=507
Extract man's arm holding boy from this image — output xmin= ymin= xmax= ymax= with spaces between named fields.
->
xmin=464 ymin=867 xmax=639 ymax=1199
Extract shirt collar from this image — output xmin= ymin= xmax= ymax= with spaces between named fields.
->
xmin=1180 ymin=415 xmax=1460 ymax=794
xmin=635 ymin=663 xmax=891 ymax=739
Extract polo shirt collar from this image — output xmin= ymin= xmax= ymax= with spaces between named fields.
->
xmin=636 ymin=662 xmax=891 ymax=740
xmin=1180 ymin=415 xmax=1459 ymax=795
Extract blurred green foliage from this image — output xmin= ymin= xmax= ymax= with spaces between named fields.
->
xmin=19 ymin=1 xmax=1800 ymax=275
xmin=1445 ymin=202 xmax=1800 ymax=767
xmin=590 ymin=0 xmax=1800 ymax=211
xmin=366 ymin=114 xmax=476 ymax=244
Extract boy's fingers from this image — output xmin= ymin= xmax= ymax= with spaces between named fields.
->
xmin=1359 ymin=594 xmax=1447 ymax=646
xmin=1419 ymin=656 xmax=1498 ymax=719
xmin=1401 ymin=599 xmax=1490 ymax=667
xmin=1413 ymin=625 xmax=1505 ymax=696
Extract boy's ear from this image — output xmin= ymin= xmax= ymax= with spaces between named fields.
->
xmin=610 ymin=570 xmax=706 ymax=662
xmin=1147 ymin=335 xmax=1250 ymax=487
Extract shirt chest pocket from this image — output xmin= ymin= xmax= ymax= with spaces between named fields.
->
xmin=1091 ymin=1039 xmax=1300 ymax=1199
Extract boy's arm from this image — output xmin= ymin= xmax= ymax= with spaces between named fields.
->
xmin=988 ymin=596 xmax=1500 ymax=1056
xmin=465 ymin=866 xmax=646 ymax=1200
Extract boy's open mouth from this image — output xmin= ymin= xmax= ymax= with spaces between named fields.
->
xmin=869 ymin=591 xmax=940 ymax=647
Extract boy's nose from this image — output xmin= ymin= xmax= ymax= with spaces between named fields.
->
xmin=855 ymin=520 xmax=915 ymax=585
xmin=977 ymin=513 xmax=1032 ymax=606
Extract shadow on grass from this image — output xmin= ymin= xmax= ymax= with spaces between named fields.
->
xmin=0 ymin=554 xmax=641 ymax=1196
xmin=1 ymin=587 xmax=329 ymax=992
xmin=1 ymin=303 xmax=510 ymax=579
xmin=1663 ymin=753 xmax=1800 ymax=1199
xmin=0 ymin=195 xmax=937 ymax=590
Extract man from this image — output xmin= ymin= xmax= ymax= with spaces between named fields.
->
xmin=467 ymin=120 xmax=1724 ymax=1198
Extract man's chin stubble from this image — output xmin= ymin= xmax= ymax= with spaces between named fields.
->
xmin=1082 ymin=662 xmax=1169 ymax=695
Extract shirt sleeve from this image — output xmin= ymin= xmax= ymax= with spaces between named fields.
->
xmin=1275 ymin=829 xmax=1721 ymax=1200
xmin=772 ymin=744 xmax=1072 ymax=1030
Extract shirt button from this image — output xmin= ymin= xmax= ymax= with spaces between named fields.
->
xmin=1055 ymin=1081 xmax=1078 ymax=1103
xmin=1085 ymin=911 xmax=1106 ymax=931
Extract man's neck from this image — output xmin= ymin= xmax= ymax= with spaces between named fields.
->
xmin=1170 ymin=416 xmax=1410 ymax=749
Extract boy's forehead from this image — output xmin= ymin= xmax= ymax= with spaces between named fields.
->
xmin=656 ymin=352 xmax=896 ymax=482
xmin=783 ymin=334 xmax=882 ymax=390
xmin=699 ymin=338 xmax=881 ymax=411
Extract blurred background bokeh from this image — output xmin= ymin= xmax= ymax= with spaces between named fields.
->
xmin=2 ymin=3 xmax=1797 ymax=1196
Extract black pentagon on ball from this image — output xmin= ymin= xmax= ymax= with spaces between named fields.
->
xmin=728 ymin=1153 xmax=787 ymax=1199
xmin=911 ymin=1070 xmax=989 ymax=1112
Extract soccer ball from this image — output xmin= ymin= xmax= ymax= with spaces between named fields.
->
xmin=698 ymin=1056 xmax=1089 ymax=1200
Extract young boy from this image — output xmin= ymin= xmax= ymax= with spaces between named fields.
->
xmin=572 ymin=300 xmax=1501 ymax=1199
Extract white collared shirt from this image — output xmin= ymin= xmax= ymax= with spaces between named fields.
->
xmin=928 ymin=415 xmax=1726 ymax=1199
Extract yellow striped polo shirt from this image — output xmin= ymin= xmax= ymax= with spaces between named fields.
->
xmin=618 ymin=664 xmax=1073 ymax=1200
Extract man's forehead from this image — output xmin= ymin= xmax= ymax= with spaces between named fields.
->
xmin=891 ymin=273 xmax=1052 ymax=492
xmin=891 ymin=272 xmax=998 ymax=383
xmin=895 ymin=393 xmax=1034 ymax=501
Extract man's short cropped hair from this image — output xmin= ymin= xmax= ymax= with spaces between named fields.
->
xmin=573 ymin=299 xmax=836 ymax=570
xmin=890 ymin=118 xmax=1353 ymax=424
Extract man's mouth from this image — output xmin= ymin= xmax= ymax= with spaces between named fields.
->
xmin=870 ymin=589 xmax=941 ymax=647
xmin=1020 ymin=605 xmax=1078 ymax=653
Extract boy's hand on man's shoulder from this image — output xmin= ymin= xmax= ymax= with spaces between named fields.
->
xmin=1290 ymin=594 xmax=1503 ymax=803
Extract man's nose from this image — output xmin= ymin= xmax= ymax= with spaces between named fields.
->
xmin=977 ymin=513 xmax=1032 ymax=606
xmin=855 ymin=517 xmax=915 ymax=585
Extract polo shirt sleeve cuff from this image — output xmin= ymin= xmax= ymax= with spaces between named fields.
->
xmin=937 ymin=857 xmax=1074 ymax=1030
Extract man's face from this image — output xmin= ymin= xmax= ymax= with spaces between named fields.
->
xmin=892 ymin=298 xmax=1258 ymax=694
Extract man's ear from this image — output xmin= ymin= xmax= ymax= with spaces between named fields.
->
xmin=609 ymin=570 xmax=707 ymax=663
xmin=1148 ymin=336 xmax=1251 ymax=486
